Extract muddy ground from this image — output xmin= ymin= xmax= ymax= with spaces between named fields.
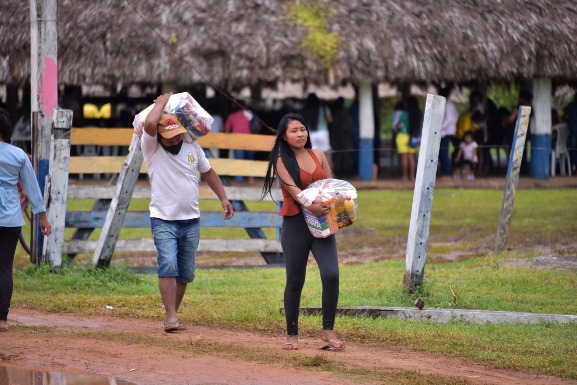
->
xmin=2 ymin=309 xmax=576 ymax=385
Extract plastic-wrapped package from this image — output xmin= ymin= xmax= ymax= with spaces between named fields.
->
xmin=296 ymin=178 xmax=358 ymax=238
xmin=132 ymin=92 xmax=213 ymax=140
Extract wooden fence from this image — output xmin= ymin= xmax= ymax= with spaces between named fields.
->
xmin=62 ymin=128 xmax=283 ymax=265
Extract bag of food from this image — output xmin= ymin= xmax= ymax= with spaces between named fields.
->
xmin=132 ymin=92 xmax=214 ymax=140
xmin=296 ymin=178 xmax=357 ymax=238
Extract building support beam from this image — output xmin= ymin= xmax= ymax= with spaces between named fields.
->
xmin=530 ymin=78 xmax=552 ymax=179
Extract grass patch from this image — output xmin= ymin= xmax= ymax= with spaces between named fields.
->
xmin=10 ymin=188 xmax=577 ymax=380
xmin=12 ymin=256 xmax=577 ymax=379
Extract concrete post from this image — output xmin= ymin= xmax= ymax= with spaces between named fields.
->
xmin=495 ymin=106 xmax=531 ymax=253
xmin=531 ymin=78 xmax=552 ymax=179
xmin=358 ymin=83 xmax=374 ymax=181
xmin=403 ymin=94 xmax=445 ymax=293
xmin=30 ymin=0 xmax=58 ymax=263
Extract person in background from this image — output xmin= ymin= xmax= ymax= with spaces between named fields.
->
xmin=301 ymin=93 xmax=334 ymax=171
xmin=329 ymin=97 xmax=352 ymax=177
xmin=225 ymin=100 xmax=255 ymax=184
xmin=142 ymin=94 xmax=234 ymax=333
xmin=347 ymin=95 xmax=360 ymax=174
xmin=503 ymin=90 xmax=533 ymax=174
xmin=206 ymin=100 xmax=224 ymax=158
xmin=394 ymin=97 xmax=420 ymax=183
xmin=453 ymin=131 xmax=479 ymax=181
xmin=471 ymin=90 xmax=497 ymax=176
xmin=551 ymin=108 xmax=560 ymax=126
xmin=372 ymin=86 xmax=382 ymax=181
xmin=0 ymin=109 xmax=52 ymax=332
xmin=438 ymin=86 xmax=459 ymax=180
xmin=391 ymin=100 xmax=404 ymax=152
xmin=261 ymin=113 xmax=344 ymax=352
xmin=563 ymin=93 xmax=577 ymax=175
xmin=455 ymin=109 xmax=484 ymax=161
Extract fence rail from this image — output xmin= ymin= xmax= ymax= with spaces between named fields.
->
xmin=63 ymin=128 xmax=283 ymax=265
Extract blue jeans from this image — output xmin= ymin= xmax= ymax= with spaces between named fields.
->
xmin=151 ymin=217 xmax=200 ymax=283
xmin=439 ymin=135 xmax=453 ymax=176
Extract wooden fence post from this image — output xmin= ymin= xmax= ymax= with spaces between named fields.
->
xmin=43 ymin=108 xmax=72 ymax=267
xmin=495 ymin=106 xmax=531 ymax=253
xmin=403 ymin=94 xmax=446 ymax=294
xmin=92 ymin=134 xmax=143 ymax=266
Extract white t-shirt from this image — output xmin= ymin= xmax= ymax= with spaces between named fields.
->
xmin=442 ymin=100 xmax=459 ymax=137
xmin=459 ymin=141 xmax=478 ymax=163
xmin=141 ymin=132 xmax=211 ymax=220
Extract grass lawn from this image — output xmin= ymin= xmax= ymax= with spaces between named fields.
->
xmin=10 ymin=188 xmax=577 ymax=380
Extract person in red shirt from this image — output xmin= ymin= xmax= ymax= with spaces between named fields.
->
xmin=261 ymin=113 xmax=344 ymax=352
xmin=225 ymin=101 xmax=256 ymax=184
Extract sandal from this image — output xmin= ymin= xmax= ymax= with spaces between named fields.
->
xmin=164 ymin=319 xmax=187 ymax=333
xmin=320 ymin=339 xmax=344 ymax=351
xmin=282 ymin=342 xmax=299 ymax=351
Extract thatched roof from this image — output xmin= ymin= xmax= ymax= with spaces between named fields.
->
xmin=1 ymin=0 xmax=576 ymax=88
xmin=329 ymin=0 xmax=577 ymax=85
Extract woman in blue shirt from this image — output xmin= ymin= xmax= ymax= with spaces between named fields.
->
xmin=0 ymin=109 xmax=51 ymax=332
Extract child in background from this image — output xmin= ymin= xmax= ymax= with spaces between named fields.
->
xmin=453 ymin=131 xmax=478 ymax=181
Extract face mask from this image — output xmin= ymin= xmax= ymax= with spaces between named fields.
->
xmin=161 ymin=140 xmax=183 ymax=155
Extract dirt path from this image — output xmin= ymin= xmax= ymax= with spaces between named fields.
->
xmin=1 ymin=309 xmax=574 ymax=385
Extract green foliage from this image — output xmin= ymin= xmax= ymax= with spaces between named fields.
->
xmin=488 ymin=83 xmax=521 ymax=109
xmin=283 ymin=1 xmax=341 ymax=68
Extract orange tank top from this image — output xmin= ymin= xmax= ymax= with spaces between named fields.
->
xmin=279 ymin=149 xmax=327 ymax=217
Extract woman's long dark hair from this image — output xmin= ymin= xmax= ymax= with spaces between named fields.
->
xmin=0 ymin=109 xmax=13 ymax=144
xmin=261 ymin=113 xmax=312 ymax=201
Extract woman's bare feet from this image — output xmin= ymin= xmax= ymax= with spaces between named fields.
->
xmin=283 ymin=335 xmax=299 ymax=350
xmin=321 ymin=330 xmax=344 ymax=351
xmin=0 ymin=320 xmax=9 ymax=332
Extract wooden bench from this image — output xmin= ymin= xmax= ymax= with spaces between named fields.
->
xmin=62 ymin=128 xmax=283 ymax=266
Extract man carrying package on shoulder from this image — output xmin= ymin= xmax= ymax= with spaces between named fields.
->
xmin=142 ymin=93 xmax=234 ymax=333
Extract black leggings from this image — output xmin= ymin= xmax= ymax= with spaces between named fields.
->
xmin=0 ymin=227 xmax=21 ymax=321
xmin=281 ymin=214 xmax=339 ymax=336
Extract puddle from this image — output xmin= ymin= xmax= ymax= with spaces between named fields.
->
xmin=0 ymin=364 xmax=135 ymax=385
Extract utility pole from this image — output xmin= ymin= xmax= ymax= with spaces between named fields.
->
xmin=30 ymin=0 xmax=58 ymax=263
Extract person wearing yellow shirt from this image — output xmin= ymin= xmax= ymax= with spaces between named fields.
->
xmin=454 ymin=110 xmax=483 ymax=162
xmin=456 ymin=110 xmax=483 ymax=141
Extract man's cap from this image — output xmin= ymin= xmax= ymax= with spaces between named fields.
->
xmin=157 ymin=114 xmax=187 ymax=138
